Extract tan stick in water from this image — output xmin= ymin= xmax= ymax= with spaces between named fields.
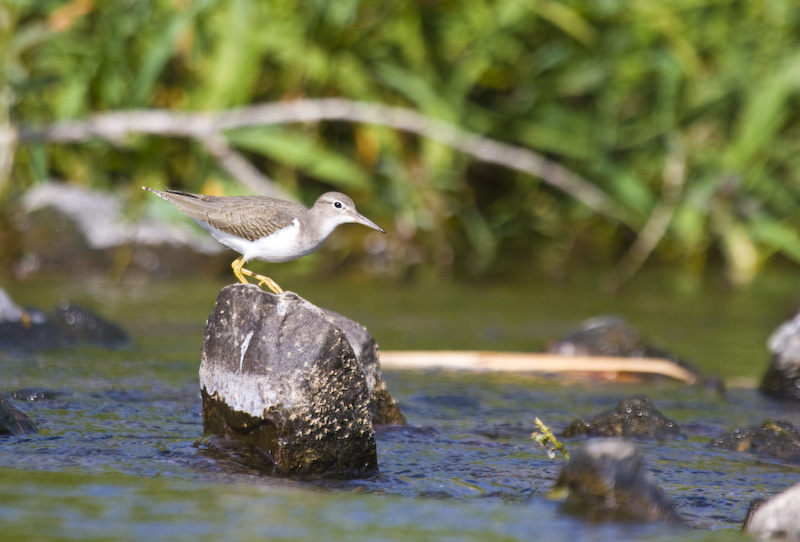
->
xmin=378 ymin=351 xmax=697 ymax=384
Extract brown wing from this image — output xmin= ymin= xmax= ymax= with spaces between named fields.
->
xmin=150 ymin=189 xmax=307 ymax=241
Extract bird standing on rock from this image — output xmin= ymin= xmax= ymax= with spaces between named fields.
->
xmin=143 ymin=187 xmax=386 ymax=294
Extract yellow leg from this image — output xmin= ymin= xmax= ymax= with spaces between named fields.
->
xmin=231 ymin=256 xmax=250 ymax=284
xmin=241 ymin=268 xmax=284 ymax=295
xmin=20 ymin=308 xmax=32 ymax=329
xmin=231 ymin=256 xmax=284 ymax=294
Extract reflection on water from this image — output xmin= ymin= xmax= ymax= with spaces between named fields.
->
xmin=0 ymin=269 xmax=798 ymax=541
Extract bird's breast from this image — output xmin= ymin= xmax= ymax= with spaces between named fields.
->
xmin=195 ymin=218 xmax=325 ymax=263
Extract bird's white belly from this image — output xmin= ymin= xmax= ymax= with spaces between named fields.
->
xmin=195 ymin=219 xmax=320 ymax=263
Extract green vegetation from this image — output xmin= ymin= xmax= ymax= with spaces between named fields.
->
xmin=532 ymin=417 xmax=569 ymax=460
xmin=3 ymin=0 xmax=800 ymax=285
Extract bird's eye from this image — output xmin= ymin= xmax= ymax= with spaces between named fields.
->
xmin=334 ymin=201 xmax=343 ymax=209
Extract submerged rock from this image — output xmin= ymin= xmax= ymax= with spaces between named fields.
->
xmin=549 ymin=316 xmax=660 ymax=358
xmin=0 ymin=287 xmax=129 ymax=350
xmin=563 ymin=394 xmax=681 ymax=439
xmin=744 ymin=482 xmax=800 ymax=540
xmin=548 ymin=316 xmax=715 ymax=388
xmin=0 ymin=395 xmax=37 ymax=436
xmin=50 ymin=301 xmax=129 ymax=348
xmin=762 ymin=311 xmax=800 ymax=401
xmin=8 ymin=388 xmax=66 ymax=402
xmin=551 ymin=439 xmax=682 ymax=523
xmin=200 ymin=284 xmax=402 ymax=477
xmin=710 ymin=420 xmax=800 ymax=463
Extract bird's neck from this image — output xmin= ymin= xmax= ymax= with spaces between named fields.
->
xmin=298 ymin=213 xmax=338 ymax=251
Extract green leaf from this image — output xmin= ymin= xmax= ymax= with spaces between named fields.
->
xmin=226 ymin=128 xmax=370 ymax=189
xmin=459 ymin=204 xmax=497 ymax=271
xmin=532 ymin=0 xmax=597 ymax=47
xmin=725 ymin=52 xmax=800 ymax=174
xmin=195 ymin=0 xmax=262 ymax=108
xmin=720 ymin=222 xmax=759 ymax=285
xmin=373 ymin=62 xmax=459 ymax=122
xmin=514 ymin=110 xmax=595 ymax=160
xmin=131 ymin=0 xmax=212 ymax=106
xmin=670 ymin=204 xmax=706 ymax=251
xmin=606 ymin=170 xmax=654 ymax=216
xmin=749 ymin=218 xmax=800 ymax=263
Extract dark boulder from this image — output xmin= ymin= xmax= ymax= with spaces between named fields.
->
xmin=548 ymin=316 xmax=716 ymax=389
xmin=50 ymin=301 xmax=129 ymax=348
xmin=548 ymin=315 xmax=700 ymax=368
xmin=710 ymin=420 xmax=800 ymax=463
xmin=0 ymin=311 xmax=74 ymax=350
xmin=551 ymin=439 xmax=682 ymax=523
xmin=0 ymin=287 xmax=129 ymax=350
xmin=200 ymin=284 xmax=402 ymax=477
xmin=549 ymin=316 xmax=664 ymax=359
xmin=563 ymin=394 xmax=681 ymax=439
xmin=0 ymin=395 xmax=37 ymax=436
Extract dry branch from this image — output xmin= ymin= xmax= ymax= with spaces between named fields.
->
xmin=19 ymin=98 xmax=626 ymax=221
xmin=379 ymin=350 xmax=697 ymax=384
xmin=196 ymin=131 xmax=290 ymax=200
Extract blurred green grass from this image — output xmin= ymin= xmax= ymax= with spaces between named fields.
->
xmin=3 ymin=0 xmax=800 ymax=285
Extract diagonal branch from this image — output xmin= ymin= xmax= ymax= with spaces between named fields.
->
xmin=19 ymin=98 xmax=628 ymax=222
xmin=604 ymin=138 xmax=686 ymax=290
xmin=197 ymin=132 xmax=291 ymax=200
xmin=215 ymin=100 xmax=626 ymax=220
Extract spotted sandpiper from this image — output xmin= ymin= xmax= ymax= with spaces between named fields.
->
xmin=143 ymin=187 xmax=385 ymax=293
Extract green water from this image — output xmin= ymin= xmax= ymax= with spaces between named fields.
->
xmin=0 ymin=268 xmax=798 ymax=541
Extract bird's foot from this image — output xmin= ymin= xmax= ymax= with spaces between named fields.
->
xmin=254 ymin=274 xmax=284 ymax=295
xmin=231 ymin=256 xmax=284 ymax=294
xmin=241 ymin=267 xmax=284 ymax=294
xmin=20 ymin=308 xmax=32 ymax=329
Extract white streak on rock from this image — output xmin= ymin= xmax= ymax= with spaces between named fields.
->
xmin=239 ymin=330 xmax=254 ymax=373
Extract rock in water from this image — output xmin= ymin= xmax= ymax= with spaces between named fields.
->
xmin=551 ymin=439 xmax=682 ymax=523
xmin=762 ymin=311 xmax=800 ymax=400
xmin=51 ymin=301 xmax=129 ymax=348
xmin=0 ymin=287 xmax=130 ymax=351
xmin=0 ymin=395 xmax=37 ymax=436
xmin=200 ymin=284 xmax=387 ymax=477
xmin=710 ymin=420 xmax=800 ymax=463
xmin=744 ymin=482 xmax=800 ymax=539
xmin=563 ymin=394 xmax=681 ymax=439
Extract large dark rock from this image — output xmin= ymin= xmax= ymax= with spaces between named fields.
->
xmin=563 ymin=394 xmax=681 ymax=439
xmin=0 ymin=287 xmax=129 ymax=350
xmin=548 ymin=316 xmax=717 ymax=389
xmin=761 ymin=311 xmax=800 ymax=400
xmin=549 ymin=316 xmax=663 ymax=359
xmin=0 ymin=310 xmax=73 ymax=350
xmin=0 ymin=395 xmax=37 ymax=436
xmin=200 ymin=284 xmax=401 ymax=477
xmin=50 ymin=301 xmax=129 ymax=348
xmin=551 ymin=439 xmax=682 ymax=523
xmin=710 ymin=420 xmax=800 ymax=463
xmin=744 ymin=482 xmax=800 ymax=540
